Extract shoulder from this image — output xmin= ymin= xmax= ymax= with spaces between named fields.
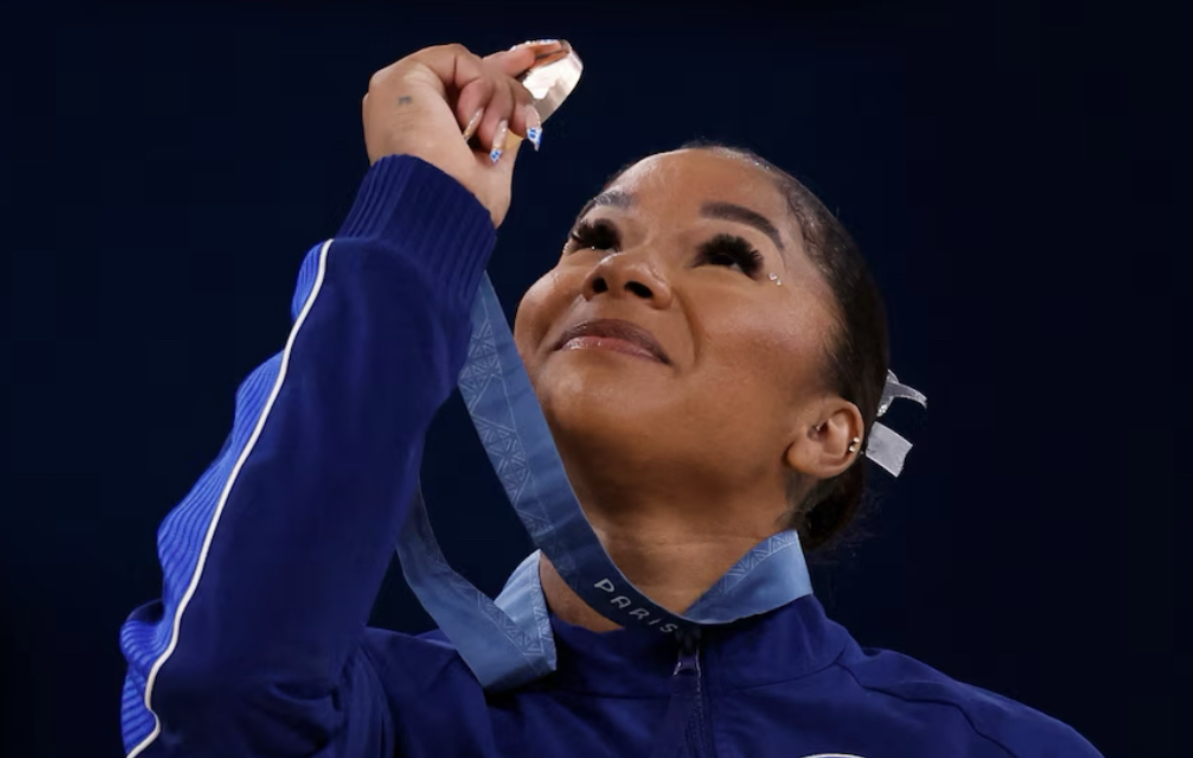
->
xmin=835 ymin=643 xmax=1103 ymax=758
xmin=356 ymin=628 xmax=515 ymax=756
xmin=359 ymin=626 xmax=479 ymax=693
xmin=356 ymin=626 xmax=486 ymax=712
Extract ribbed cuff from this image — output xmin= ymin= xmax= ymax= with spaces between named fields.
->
xmin=336 ymin=155 xmax=497 ymax=305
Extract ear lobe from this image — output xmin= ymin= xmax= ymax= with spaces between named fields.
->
xmin=784 ymin=399 xmax=865 ymax=480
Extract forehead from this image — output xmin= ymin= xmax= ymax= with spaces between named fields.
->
xmin=596 ymin=149 xmax=831 ymax=300
xmin=607 ymin=149 xmax=792 ymax=228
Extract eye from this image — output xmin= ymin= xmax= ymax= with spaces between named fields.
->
xmin=567 ymin=219 xmax=621 ymax=252
xmin=698 ymin=234 xmax=764 ymax=277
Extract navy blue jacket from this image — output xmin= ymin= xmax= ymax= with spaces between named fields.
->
xmin=120 ymin=155 xmax=1103 ymax=758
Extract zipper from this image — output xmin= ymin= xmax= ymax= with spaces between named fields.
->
xmin=649 ymin=629 xmax=713 ymax=758
xmin=679 ymin=629 xmax=714 ymax=758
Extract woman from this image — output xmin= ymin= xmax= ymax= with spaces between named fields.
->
xmin=119 ymin=41 xmax=1102 ymax=757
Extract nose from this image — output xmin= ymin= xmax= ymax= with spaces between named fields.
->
xmin=581 ymin=252 xmax=673 ymax=309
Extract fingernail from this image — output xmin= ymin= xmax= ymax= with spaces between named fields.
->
xmin=490 ymin=119 xmax=509 ymax=163
xmin=462 ymin=109 xmax=483 ymax=142
xmin=509 ymin=39 xmax=561 ymax=51
xmin=525 ymin=106 xmax=543 ymax=152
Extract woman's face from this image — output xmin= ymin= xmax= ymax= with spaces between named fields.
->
xmin=514 ymin=149 xmax=844 ymax=512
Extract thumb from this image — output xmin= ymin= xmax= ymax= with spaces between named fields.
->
xmin=478 ymin=128 xmax=525 ymax=227
xmin=492 ymin=128 xmax=526 ymax=180
xmin=484 ymin=40 xmax=564 ymax=78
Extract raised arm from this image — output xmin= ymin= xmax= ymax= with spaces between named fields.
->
xmin=119 ymin=42 xmax=550 ymax=758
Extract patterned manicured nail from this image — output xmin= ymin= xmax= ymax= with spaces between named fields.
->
xmin=490 ymin=120 xmax=509 ymax=163
xmin=525 ymin=105 xmax=543 ymax=152
xmin=462 ymin=109 xmax=483 ymax=142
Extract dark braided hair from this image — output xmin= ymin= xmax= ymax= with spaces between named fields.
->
xmin=601 ymin=142 xmax=891 ymax=552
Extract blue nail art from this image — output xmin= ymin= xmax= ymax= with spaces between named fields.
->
xmin=527 ymin=126 xmax=543 ymax=151
xmin=489 ymin=147 xmax=503 ymax=164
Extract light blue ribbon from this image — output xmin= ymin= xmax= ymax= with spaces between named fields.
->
xmin=396 ymin=274 xmax=813 ymax=690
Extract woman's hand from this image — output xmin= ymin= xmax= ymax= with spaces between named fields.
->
xmin=362 ymin=41 xmax=556 ymax=227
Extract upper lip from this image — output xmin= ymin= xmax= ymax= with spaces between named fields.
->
xmin=554 ymin=318 xmax=671 ymax=364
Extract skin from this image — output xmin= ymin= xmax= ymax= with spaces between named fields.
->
xmin=512 ymin=149 xmax=865 ymax=631
xmin=361 ymin=43 xmax=864 ymax=632
xmin=363 ymin=41 xmax=552 ymax=226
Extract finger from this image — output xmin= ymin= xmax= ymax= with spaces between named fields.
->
xmin=520 ymin=101 xmax=543 ymax=151
xmin=483 ymin=78 xmax=538 ymax=160
xmin=456 ymin=77 xmax=495 ymax=139
xmin=483 ymin=39 xmax=563 ymax=78
xmin=505 ymin=81 xmax=533 ymax=138
xmin=476 ymin=78 xmax=516 ymax=156
xmin=400 ymin=43 xmax=488 ymax=98
xmin=491 ymin=128 xmax=526 ymax=175
xmin=455 ymin=64 xmax=534 ymax=143
xmin=502 ymin=77 xmax=541 ymax=150
xmin=460 ymin=75 xmax=532 ymax=154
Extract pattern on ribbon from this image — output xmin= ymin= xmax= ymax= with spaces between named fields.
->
xmin=396 ymin=275 xmax=814 ymax=690
xmin=698 ymin=531 xmax=802 ymax=605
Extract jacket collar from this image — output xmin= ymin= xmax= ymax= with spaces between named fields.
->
xmin=535 ymin=595 xmax=850 ymax=697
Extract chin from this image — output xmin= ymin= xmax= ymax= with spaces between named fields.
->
xmin=533 ymin=358 xmax=671 ymax=445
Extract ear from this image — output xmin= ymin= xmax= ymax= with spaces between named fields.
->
xmin=784 ymin=397 xmax=865 ymax=480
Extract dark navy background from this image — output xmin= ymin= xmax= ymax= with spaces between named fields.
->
xmin=2 ymin=2 xmax=1173 ymax=756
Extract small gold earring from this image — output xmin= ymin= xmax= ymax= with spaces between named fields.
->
xmin=847 ymin=436 xmax=860 ymax=454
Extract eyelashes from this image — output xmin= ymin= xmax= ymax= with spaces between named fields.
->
xmin=698 ymin=234 xmax=764 ymax=277
xmin=568 ymin=218 xmax=620 ymax=252
xmin=567 ymin=219 xmax=765 ymax=277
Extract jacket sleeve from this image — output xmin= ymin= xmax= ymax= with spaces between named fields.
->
xmin=118 ymin=155 xmax=497 ymax=758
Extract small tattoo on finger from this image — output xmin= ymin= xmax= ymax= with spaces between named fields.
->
xmin=398 ymin=95 xmax=413 ymax=105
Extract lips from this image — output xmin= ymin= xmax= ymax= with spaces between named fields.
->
xmin=553 ymin=318 xmax=671 ymax=364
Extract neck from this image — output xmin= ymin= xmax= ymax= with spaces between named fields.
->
xmin=538 ymin=459 xmax=792 ymax=632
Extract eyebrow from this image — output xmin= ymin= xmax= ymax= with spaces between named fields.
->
xmin=574 ymin=192 xmax=785 ymax=251
xmin=574 ymin=189 xmax=634 ymax=222
xmin=700 ymin=201 xmax=784 ymax=251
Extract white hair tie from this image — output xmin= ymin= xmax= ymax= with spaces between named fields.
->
xmin=865 ymin=370 xmax=927 ymax=477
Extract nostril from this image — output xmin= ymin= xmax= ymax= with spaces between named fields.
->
xmin=626 ymin=281 xmax=652 ymax=299
xmin=592 ymin=277 xmax=609 ymax=294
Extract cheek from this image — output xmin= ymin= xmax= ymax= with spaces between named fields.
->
xmin=698 ymin=299 xmax=827 ymax=410
xmin=513 ymin=267 xmax=575 ymax=368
